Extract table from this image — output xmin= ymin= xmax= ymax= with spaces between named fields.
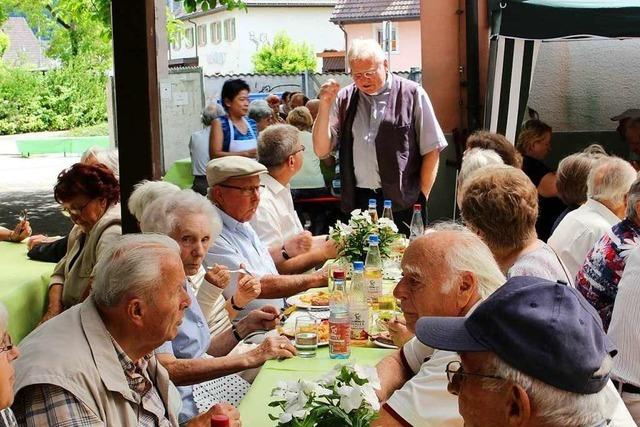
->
xmin=163 ymin=157 xmax=194 ymax=189
xmin=0 ymin=242 xmax=54 ymax=342
xmin=238 ymin=346 xmax=394 ymax=426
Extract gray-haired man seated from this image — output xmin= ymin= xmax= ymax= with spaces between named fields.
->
xmin=415 ymin=276 xmax=635 ymax=427
xmin=12 ymin=234 xmax=240 ymax=426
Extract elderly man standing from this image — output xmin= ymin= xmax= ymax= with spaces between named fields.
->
xmin=251 ymin=124 xmax=337 ymax=274
xmin=416 ymin=276 xmax=633 ymax=427
xmin=549 ymin=156 xmax=637 ymax=278
xmin=206 ymin=156 xmax=327 ymax=318
xmin=313 ymin=39 xmax=447 ymax=235
xmin=372 ymin=225 xmax=506 ymax=426
xmin=190 ymin=104 xmax=223 ymax=196
xmin=12 ymin=234 xmax=240 ymax=426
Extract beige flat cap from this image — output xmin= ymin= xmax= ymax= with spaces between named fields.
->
xmin=206 ymin=156 xmax=267 ymax=186
xmin=611 ymin=109 xmax=640 ymax=121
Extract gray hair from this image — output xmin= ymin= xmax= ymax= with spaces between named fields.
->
xmin=248 ymin=100 xmax=273 ymax=123
xmin=587 ymin=157 xmax=637 ymax=206
xmin=128 ymin=180 xmax=181 ymax=221
xmin=556 ymin=153 xmax=598 ymax=207
xmin=81 ymin=146 xmax=120 ymax=179
xmin=0 ymin=302 xmax=8 ymax=335
xmin=428 ymin=222 xmax=506 ymax=300
xmin=201 ymin=104 xmax=221 ymax=126
xmin=458 ymin=148 xmax=504 ymax=190
xmin=626 ymin=176 xmax=640 ymax=221
xmin=140 ymin=189 xmax=222 ymax=239
xmin=92 ymin=234 xmax=181 ymax=307
xmin=483 ymin=354 xmax=616 ymax=427
xmin=257 ymin=124 xmax=300 ymax=168
xmin=347 ymin=39 xmax=385 ymax=64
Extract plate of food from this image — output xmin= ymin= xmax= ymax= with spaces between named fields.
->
xmin=286 ymin=290 xmax=330 ymax=309
xmin=278 ymin=319 xmax=330 ymax=346
xmin=370 ymin=311 xmax=400 ymax=349
xmin=370 ymin=331 xmax=398 ymax=349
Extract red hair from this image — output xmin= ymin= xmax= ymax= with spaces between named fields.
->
xmin=54 ymin=163 xmax=120 ymax=206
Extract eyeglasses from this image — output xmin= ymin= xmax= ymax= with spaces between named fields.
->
xmin=61 ymin=199 xmax=92 ymax=218
xmin=351 ymin=68 xmax=380 ymax=80
xmin=0 ymin=333 xmax=13 ymax=354
xmin=218 ymin=184 xmax=265 ymax=196
xmin=445 ymin=360 xmax=505 ymax=395
xmin=291 ymin=145 xmax=306 ymax=156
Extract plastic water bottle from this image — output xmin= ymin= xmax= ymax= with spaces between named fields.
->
xmin=382 ymin=199 xmax=394 ymax=222
xmin=368 ymin=199 xmax=378 ymax=223
xmin=409 ymin=204 xmax=424 ymax=241
xmin=349 ymin=261 xmax=369 ymax=345
xmin=364 ymin=234 xmax=383 ymax=307
xmin=331 ymin=163 xmax=341 ymax=197
xmin=329 ymin=270 xmax=351 ymax=359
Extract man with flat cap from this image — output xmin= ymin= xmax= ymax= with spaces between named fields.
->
xmin=612 ymin=108 xmax=640 ymax=170
xmin=414 ymin=276 xmax=635 ymax=427
xmin=205 ymin=156 xmax=328 ymax=319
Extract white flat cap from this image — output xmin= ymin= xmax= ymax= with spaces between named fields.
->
xmin=206 ymin=156 xmax=267 ymax=186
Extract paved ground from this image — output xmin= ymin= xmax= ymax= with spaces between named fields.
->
xmin=0 ymin=153 xmax=79 ymax=236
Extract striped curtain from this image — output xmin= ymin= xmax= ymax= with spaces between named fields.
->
xmin=484 ymin=36 xmax=541 ymax=144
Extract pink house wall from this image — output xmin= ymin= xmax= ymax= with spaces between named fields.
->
xmin=342 ymin=21 xmax=421 ymax=72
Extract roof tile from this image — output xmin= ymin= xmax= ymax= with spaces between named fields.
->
xmin=331 ymin=0 xmax=420 ymax=23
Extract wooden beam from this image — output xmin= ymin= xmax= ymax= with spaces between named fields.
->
xmin=111 ymin=0 xmax=163 ymax=233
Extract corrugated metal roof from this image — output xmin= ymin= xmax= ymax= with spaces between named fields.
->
xmin=330 ymin=0 xmax=420 ymax=23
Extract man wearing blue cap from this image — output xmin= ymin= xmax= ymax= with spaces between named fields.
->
xmin=415 ymin=276 xmax=635 ymax=427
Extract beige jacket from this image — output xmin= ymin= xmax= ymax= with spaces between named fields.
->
xmin=51 ymin=204 xmax=121 ymax=308
xmin=14 ymin=298 xmax=181 ymax=426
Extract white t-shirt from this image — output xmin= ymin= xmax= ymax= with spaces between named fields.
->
xmin=251 ymin=174 xmax=304 ymax=249
xmin=385 ymin=337 xmax=463 ymax=427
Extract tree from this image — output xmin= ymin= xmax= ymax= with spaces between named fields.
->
xmin=252 ymin=32 xmax=317 ymax=75
xmin=0 ymin=32 xmax=8 ymax=57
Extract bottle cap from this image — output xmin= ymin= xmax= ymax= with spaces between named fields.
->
xmin=210 ymin=414 xmax=230 ymax=427
xmin=353 ymin=261 xmax=364 ymax=271
xmin=384 ymin=200 xmax=392 ymax=208
xmin=368 ymin=198 xmax=377 ymax=207
xmin=332 ymin=270 xmax=346 ymax=280
xmin=413 ymin=203 xmax=421 ymax=211
xmin=368 ymin=234 xmax=379 ymax=244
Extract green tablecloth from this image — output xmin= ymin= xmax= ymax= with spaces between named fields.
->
xmin=164 ymin=158 xmax=194 ymax=189
xmin=0 ymin=242 xmax=54 ymax=342
xmin=238 ymin=346 xmax=394 ymax=426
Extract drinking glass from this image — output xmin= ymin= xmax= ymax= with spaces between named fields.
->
xmin=294 ymin=316 xmax=318 ymax=358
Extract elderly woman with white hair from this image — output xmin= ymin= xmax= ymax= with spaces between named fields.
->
xmin=0 ymin=303 xmax=19 ymax=427
xmin=141 ymin=189 xmax=295 ymax=424
xmin=128 ymin=179 xmax=181 ymax=222
xmin=456 ymin=147 xmax=504 ymax=208
xmin=248 ymin=99 xmax=275 ymax=132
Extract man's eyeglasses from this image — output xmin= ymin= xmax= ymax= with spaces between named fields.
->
xmin=61 ymin=199 xmax=92 ymax=218
xmin=351 ymin=68 xmax=379 ymax=80
xmin=0 ymin=333 xmax=13 ymax=354
xmin=291 ymin=145 xmax=306 ymax=156
xmin=218 ymin=184 xmax=265 ymax=197
xmin=445 ymin=360 xmax=505 ymax=394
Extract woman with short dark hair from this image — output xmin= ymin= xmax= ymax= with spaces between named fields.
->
xmin=210 ymin=79 xmax=258 ymax=159
xmin=40 ymin=163 xmax=121 ymax=323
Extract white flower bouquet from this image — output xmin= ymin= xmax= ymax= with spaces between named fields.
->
xmin=329 ymin=209 xmax=400 ymax=263
xmin=269 ymin=363 xmax=381 ymax=427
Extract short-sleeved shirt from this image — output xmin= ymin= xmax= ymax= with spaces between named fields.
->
xmin=576 ymin=218 xmax=640 ymax=330
xmin=206 ymin=206 xmax=282 ymax=318
xmin=289 ymin=131 xmax=326 ymax=190
xmin=220 ymin=116 xmax=259 ymax=152
xmin=329 ymin=74 xmax=447 ymax=189
xmin=189 ymin=126 xmax=211 ymax=176
xmin=508 ymin=240 xmax=573 ymax=285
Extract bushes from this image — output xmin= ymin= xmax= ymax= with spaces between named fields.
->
xmin=0 ymin=56 xmax=108 ymax=135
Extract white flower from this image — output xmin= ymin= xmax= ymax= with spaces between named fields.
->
xmin=279 ymin=412 xmax=292 ymax=424
xmin=357 ymin=383 xmax=381 ymax=411
xmin=350 ymin=209 xmax=363 ymax=217
xmin=337 ymin=385 xmax=363 ymax=413
xmin=377 ymin=217 xmax=399 ymax=233
xmin=292 ymin=409 xmax=309 ymax=419
xmin=354 ymin=364 xmax=381 ymax=390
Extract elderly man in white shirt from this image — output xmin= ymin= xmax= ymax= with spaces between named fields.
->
xmin=251 ymin=124 xmax=337 ymax=274
xmin=548 ymin=157 xmax=637 ymax=278
xmin=190 ymin=104 xmax=224 ymax=196
xmin=609 ymin=246 xmax=640 ymax=423
xmin=372 ymin=224 xmax=506 ymax=426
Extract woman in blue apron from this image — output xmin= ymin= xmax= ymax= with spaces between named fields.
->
xmin=210 ymin=79 xmax=259 ymax=159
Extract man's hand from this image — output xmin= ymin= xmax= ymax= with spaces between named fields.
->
xmin=190 ymin=402 xmax=241 ymax=427
xmin=318 ymin=79 xmax=340 ymax=107
xmin=238 ymin=305 xmax=279 ymax=336
xmin=204 ymin=264 xmax=231 ymax=290
xmin=250 ymin=336 xmax=296 ymax=365
xmin=9 ymin=220 xmax=31 ymax=242
xmin=284 ymin=231 xmax=313 ymax=258
xmin=234 ymin=271 xmax=261 ymax=308
xmin=321 ymin=238 xmax=339 ymax=259
xmin=388 ymin=317 xmax=414 ymax=348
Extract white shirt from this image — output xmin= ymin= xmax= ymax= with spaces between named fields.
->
xmin=251 ymin=174 xmax=303 ymax=249
xmin=386 ymin=337 xmax=462 ymax=427
xmin=609 ymin=247 xmax=640 ymax=388
xmin=548 ymin=199 xmax=620 ymax=279
xmin=189 ymin=126 xmax=211 ymax=176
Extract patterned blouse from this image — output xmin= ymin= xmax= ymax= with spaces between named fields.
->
xmin=576 ymin=218 xmax=640 ymax=331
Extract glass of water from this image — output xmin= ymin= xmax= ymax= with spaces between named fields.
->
xmin=295 ymin=316 xmax=318 ymax=358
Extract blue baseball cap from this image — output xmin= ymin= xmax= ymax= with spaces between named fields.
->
xmin=415 ymin=276 xmax=616 ymax=394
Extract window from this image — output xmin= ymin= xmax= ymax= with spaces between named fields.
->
xmin=171 ymin=33 xmax=182 ymax=50
xmin=197 ymin=24 xmax=207 ymax=46
xmin=210 ymin=21 xmax=222 ymax=44
xmin=184 ymin=28 xmax=195 ymax=49
xmin=223 ymin=18 xmax=236 ymax=42
xmin=376 ymin=24 xmax=398 ymax=52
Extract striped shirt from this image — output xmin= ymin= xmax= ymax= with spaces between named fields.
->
xmin=0 ymin=409 xmax=16 ymax=427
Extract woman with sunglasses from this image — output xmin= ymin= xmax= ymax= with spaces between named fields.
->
xmin=0 ymin=303 xmax=19 ymax=427
xmin=40 ymin=163 xmax=121 ymax=323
